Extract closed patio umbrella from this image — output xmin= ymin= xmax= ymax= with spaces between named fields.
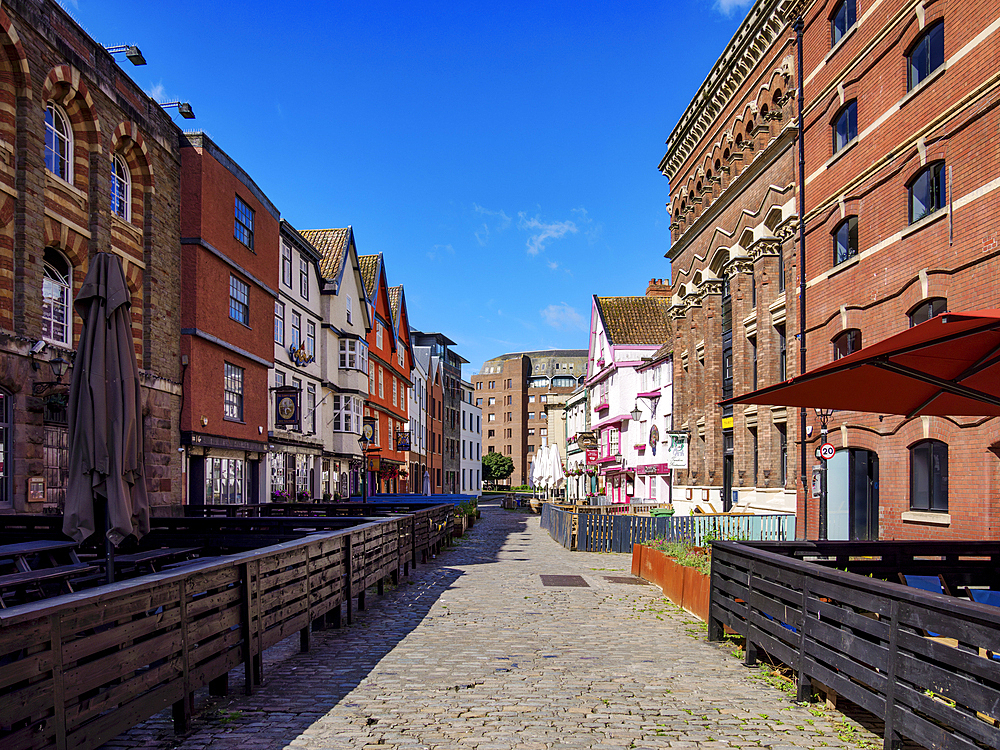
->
xmin=423 ymin=468 xmax=431 ymax=496
xmin=63 ymin=252 xmax=149 ymax=582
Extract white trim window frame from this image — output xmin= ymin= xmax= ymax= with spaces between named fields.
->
xmin=111 ymin=153 xmax=131 ymax=220
xmin=45 ymin=102 xmax=72 ymax=183
xmin=42 ymin=248 xmax=72 ymax=346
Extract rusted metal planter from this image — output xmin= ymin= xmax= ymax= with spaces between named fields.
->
xmin=632 ymin=543 xmax=710 ymax=621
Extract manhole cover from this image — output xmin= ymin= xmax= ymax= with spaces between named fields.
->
xmin=541 ymin=575 xmax=590 ymax=587
xmin=604 ymin=576 xmax=651 ymax=585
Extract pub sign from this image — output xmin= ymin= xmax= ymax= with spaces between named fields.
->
xmin=274 ymin=386 xmax=300 ymax=428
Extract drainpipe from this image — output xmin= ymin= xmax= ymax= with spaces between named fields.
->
xmin=794 ymin=15 xmax=808 ymax=540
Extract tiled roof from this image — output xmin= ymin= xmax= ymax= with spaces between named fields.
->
xmin=299 ymin=228 xmax=350 ymax=280
xmin=358 ymin=254 xmax=380 ymax=298
xmin=595 ymin=296 xmax=673 ymax=346
xmin=648 ymin=341 xmax=672 ymax=362
xmin=388 ymin=285 xmax=403 ymax=327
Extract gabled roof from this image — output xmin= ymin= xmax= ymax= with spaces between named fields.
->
xmin=299 ymin=227 xmax=352 ymax=280
xmin=594 ymin=296 xmax=673 ymax=347
xmin=388 ymin=285 xmax=402 ymax=326
xmin=358 ymin=254 xmax=380 ymax=299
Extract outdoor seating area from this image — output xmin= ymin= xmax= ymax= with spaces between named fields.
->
xmin=0 ymin=501 xmax=454 ymax=750
xmin=709 ymin=539 xmax=1000 ymax=750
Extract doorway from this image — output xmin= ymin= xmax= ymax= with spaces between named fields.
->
xmin=827 ymin=448 xmax=879 ymax=540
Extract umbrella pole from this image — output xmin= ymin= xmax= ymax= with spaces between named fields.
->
xmin=105 ymin=499 xmax=115 ymax=585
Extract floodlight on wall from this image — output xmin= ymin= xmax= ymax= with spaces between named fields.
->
xmin=104 ymin=44 xmax=147 ymax=66
xmin=160 ymin=101 xmax=195 ymax=119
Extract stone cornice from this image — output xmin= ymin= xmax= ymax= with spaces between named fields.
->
xmin=658 ymin=0 xmax=800 ymax=182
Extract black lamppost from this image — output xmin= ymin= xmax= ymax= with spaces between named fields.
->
xmin=359 ymin=418 xmax=375 ymax=504
xmin=815 ymin=407 xmax=835 ymax=540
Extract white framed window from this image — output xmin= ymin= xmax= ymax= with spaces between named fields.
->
xmin=229 ymin=275 xmax=249 ymax=325
xmin=234 ymin=195 xmax=254 ymax=250
xmin=111 ymin=153 xmax=131 ymax=220
xmin=291 ymin=310 xmax=301 ymax=349
xmin=306 ymin=320 xmax=316 ymax=358
xmin=392 ymin=377 xmax=397 ymax=407
xmin=379 ymin=367 xmax=384 ymax=399
xmin=274 ymin=301 xmax=284 ymax=345
xmin=306 ymin=383 xmax=316 ymax=433
xmin=224 ymin=362 xmax=244 ymax=422
xmin=299 ymin=257 xmax=309 ymax=299
xmin=281 ymin=242 xmax=292 ymax=287
xmin=397 ymin=340 xmax=404 ymax=368
xmin=340 ymin=339 xmax=356 ymax=369
xmin=275 ymin=369 xmax=285 ymax=387
xmin=42 ymin=248 xmax=72 ymax=346
xmin=346 ymin=295 xmax=352 ymax=324
xmin=376 ymin=321 xmax=383 ymax=349
xmin=45 ymin=103 xmax=72 ymax=182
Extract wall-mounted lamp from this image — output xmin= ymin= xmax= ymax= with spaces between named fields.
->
xmin=159 ymin=101 xmax=195 ymax=119
xmin=630 ymin=403 xmax=642 ymax=422
xmin=104 ymin=44 xmax=147 ymax=66
xmin=32 ymin=352 xmax=69 ymax=409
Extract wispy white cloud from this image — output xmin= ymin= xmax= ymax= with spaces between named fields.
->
xmin=147 ymin=82 xmax=166 ymax=102
xmin=540 ymin=302 xmax=586 ymax=331
xmin=546 ymin=260 xmax=558 ymax=270
xmin=517 ymin=212 xmax=578 ymax=255
xmin=473 ymin=203 xmax=511 ymax=246
xmin=426 ymin=243 xmax=454 ymax=261
xmin=714 ymin=0 xmax=753 ymax=16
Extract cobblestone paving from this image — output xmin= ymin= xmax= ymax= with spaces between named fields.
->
xmin=106 ymin=503 xmax=882 ymax=749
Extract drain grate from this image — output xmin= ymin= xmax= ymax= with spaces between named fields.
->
xmin=541 ymin=575 xmax=590 ymax=587
xmin=604 ymin=576 xmax=651 ymax=585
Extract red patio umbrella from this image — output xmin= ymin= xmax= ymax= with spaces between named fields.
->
xmin=721 ymin=310 xmax=1000 ymax=417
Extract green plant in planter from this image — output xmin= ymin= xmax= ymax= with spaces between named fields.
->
xmin=645 ymin=539 xmax=711 ymax=576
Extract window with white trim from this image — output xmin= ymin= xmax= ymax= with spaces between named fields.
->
xmin=346 ymin=295 xmax=353 ymax=324
xmin=234 ymin=195 xmax=254 ymax=250
xmin=229 ymin=275 xmax=249 ymax=325
xmin=306 ymin=320 xmax=316 ymax=358
xmin=45 ymin=103 xmax=72 ymax=182
xmin=42 ymin=248 xmax=72 ymax=346
xmin=290 ymin=310 xmax=301 ymax=350
xmin=281 ymin=242 xmax=292 ymax=287
xmin=376 ymin=321 xmax=383 ymax=349
xmin=274 ymin=301 xmax=284 ymax=345
xmin=111 ymin=153 xmax=131 ymax=220
xmin=299 ymin=257 xmax=309 ymax=299
xmin=224 ymin=362 xmax=244 ymax=421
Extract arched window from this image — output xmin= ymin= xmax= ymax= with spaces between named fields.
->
xmin=910 ymin=439 xmax=948 ymax=511
xmin=908 ymin=161 xmax=945 ymax=224
xmin=832 ymin=100 xmax=857 ymax=153
xmin=830 ymin=0 xmax=856 ymax=46
xmin=111 ymin=153 xmax=131 ymax=220
xmin=42 ymin=248 xmax=72 ymax=346
xmin=833 ymin=329 xmax=862 ymax=360
xmin=45 ymin=103 xmax=72 ymax=182
xmin=908 ymin=21 xmax=944 ymax=91
xmin=833 ymin=215 xmax=859 ymax=264
xmin=909 ymin=297 xmax=947 ymax=327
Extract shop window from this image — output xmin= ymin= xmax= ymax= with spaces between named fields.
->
xmin=205 ymin=457 xmax=246 ymax=504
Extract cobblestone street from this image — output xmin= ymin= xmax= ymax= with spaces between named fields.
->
xmin=107 ymin=502 xmax=882 ymax=749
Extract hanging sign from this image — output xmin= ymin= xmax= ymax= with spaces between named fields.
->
xmin=585 ymin=449 xmax=599 ymax=464
xmin=649 ymin=424 xmax=659 ymax=456
xmin=396 ymin=431 xmax=411 ymax=451
xmin=274 ymin=386 xmax=300 ymax=428
xmin=665 ymin=431 xmax=689 ymax=470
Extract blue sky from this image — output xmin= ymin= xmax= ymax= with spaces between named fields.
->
xmin=64 ymin=0 xmax=753 ymax=375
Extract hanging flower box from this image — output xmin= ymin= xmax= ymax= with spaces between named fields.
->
xmin=634 ymin=444 xmax=647 ymax=451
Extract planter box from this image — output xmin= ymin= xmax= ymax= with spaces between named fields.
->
xmin=632 ymin=544 xmax=710 ymax=622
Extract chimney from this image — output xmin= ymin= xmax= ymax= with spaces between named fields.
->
xmin=646 ymin=278 xmax=671 ymax=298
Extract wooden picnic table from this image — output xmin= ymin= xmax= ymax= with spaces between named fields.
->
xmin=113 ymin=547 xmax=203 ymax=574
xmin=0 ymin=539 xmax=95 ymax=607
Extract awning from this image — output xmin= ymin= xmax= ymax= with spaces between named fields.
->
xmin=721 ymin=310 xmax=1000 ymax=417
xmin=594 ymin=413 xmax=631 ymax=429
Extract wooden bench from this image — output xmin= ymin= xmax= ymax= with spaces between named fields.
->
xmin=114 ymin=547 xmax=202 ymax=574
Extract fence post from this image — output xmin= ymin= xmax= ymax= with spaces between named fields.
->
xmin=744 ymin=559 xmax=760 ymax=668
xmin=795 ymin=578 xmax=812 ymax=702
xmin=707 ymin=546 xmax=723 ymax=642
xmin=882 ymin=599 xmax=903 ymax=750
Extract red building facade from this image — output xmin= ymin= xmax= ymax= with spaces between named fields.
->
xmin=358 ymin=255 xmax=411 ymax=494
xmin=179 ymin=133 xmax=278 ymax=505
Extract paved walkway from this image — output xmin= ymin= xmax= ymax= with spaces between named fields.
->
xmin=107 ymin=503 xmax=881 ymax=749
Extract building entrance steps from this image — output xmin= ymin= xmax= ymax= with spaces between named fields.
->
xmin=106 ymin=503 xmax=889 ymax=750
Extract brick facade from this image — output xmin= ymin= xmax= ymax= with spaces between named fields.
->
xmin=0 ymin=0 xmax=182 ymax=514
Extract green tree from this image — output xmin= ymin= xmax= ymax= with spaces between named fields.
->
xmin=482 ymin=452 xmax=514 ymax=487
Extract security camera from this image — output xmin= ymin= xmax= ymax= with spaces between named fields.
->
xmin=30 ymin=340 xmax=46 ymax=355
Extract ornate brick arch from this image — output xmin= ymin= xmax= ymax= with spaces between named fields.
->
xmin=0 ymin=8 xmax=31 ymax=98
xmin=41 ymin=65 xmax=101 ymax=150
xmin=111 ymin=121 xmax=155 ymax=191
xmin=43 ymin=215 xmax=88 ymax=270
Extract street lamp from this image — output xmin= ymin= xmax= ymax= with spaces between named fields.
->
xmin=359 ymin=418 xmax=375 ymax=504
xmin=159 ymin=101 xmax=196 ymax=119
xmin=630 ymin=403 xmax=642 ymax=422
xmin=104 ymin=44 xmax=147 ymax=66
xmin=814 ymin=407 xmax=835 ymax=540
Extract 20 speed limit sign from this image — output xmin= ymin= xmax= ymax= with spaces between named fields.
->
xmin=819 ymin=442 xmax=836 ymax=460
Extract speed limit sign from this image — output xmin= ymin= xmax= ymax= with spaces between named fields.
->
xmin=819 ymin=442 xmax=836 ymax=460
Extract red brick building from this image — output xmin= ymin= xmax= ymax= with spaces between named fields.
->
xmin=358 ymin=255 xmax=411 ymax=494
xmin=179 ymin=133 xmax=278 ymax=505
xmin=425 ymin=350 xmax=444 ymax=493
xmin=0 ymin=0 xmax=183 ymax=514
xmin=664 ymin=0 xmax=1000 ymax=539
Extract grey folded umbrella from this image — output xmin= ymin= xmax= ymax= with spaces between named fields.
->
xmin=63 ymin=252 xmax=150 ymax=553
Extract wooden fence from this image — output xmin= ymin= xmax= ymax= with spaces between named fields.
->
xmin=0 ymin=504 xmax=453 ymax=750
xmin=709 ymin=540 xmax=1000 ymax=750
xmin=541 ymin=504 xmax=795 ymax=552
